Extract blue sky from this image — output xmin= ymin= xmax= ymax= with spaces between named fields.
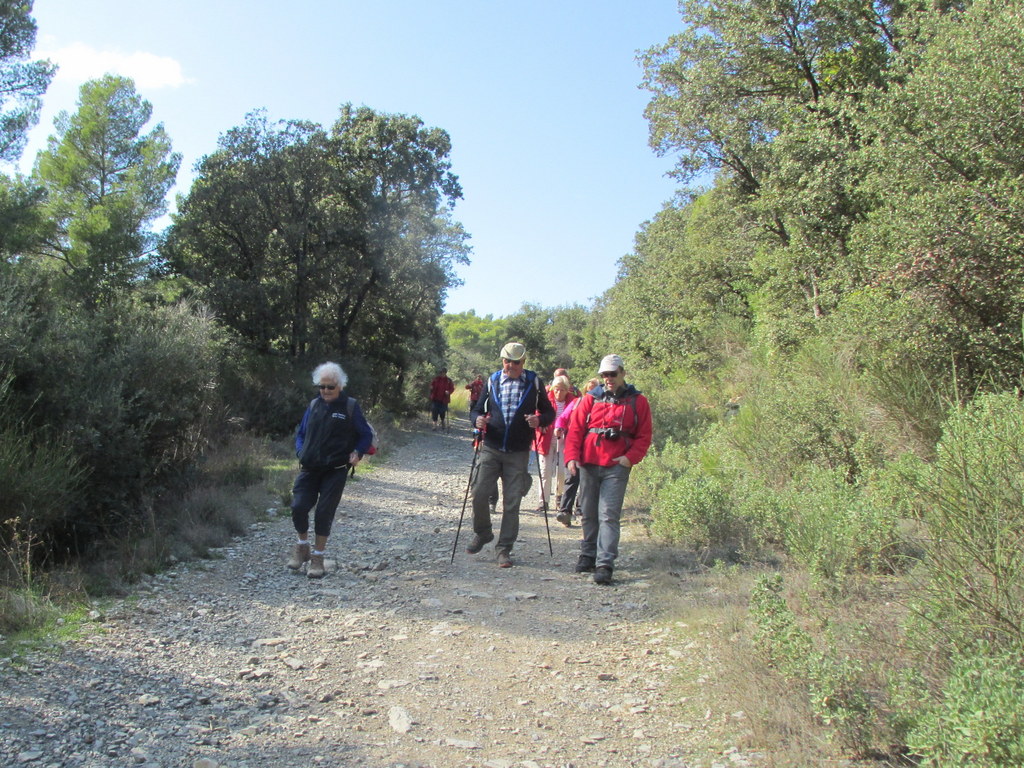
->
xmin=21 ymin=0 xmax=684 ymax=318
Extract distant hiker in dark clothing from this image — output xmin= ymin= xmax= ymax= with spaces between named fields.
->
xmin=553 ymin=377 xmax=600 ymax=526
xmin=467 ymin=341 xmax=556 ymax=568
xmin=287 ymin=362 xmax=375 ymax=578
xmin=429 ymin=367 xmax=455 ymax=431
xmin=565 ymin=355 xmax=652 ymax=585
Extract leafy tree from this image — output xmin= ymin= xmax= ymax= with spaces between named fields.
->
xmin=849 ymin=0 xmax=1024 ymax=387
xmin=441 ymin=309 xmax=508 ymax=383
xmin=504 ymin=304 xmax=560 ymax=379
xmin=544 ymin=303 xmax=590 ymax=379
xmin=167 ymin=106 xmax=467 ymax=409
xmin=325 ymin=105 xmax=467 ymax=400
xmin=0 ymin=173 xmax=45 ymax=258
xmin=0 ymin=0 xmax=54 ymax=163
xmin=639 ymin=0 xmax=904 ymax=340
xmin=166 ymin=113 xmax=340 ymax=354
xmin=601 ymin=186 xmax=753 ymax=375
xmin=33 ymin=75 xmax=180 ymax=307
xmin=640 ymin=0 xmax=901 ymax=190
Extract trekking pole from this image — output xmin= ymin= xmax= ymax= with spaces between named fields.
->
xmin=534 ymin=432 xmax=553 ymax=557
xmin=451 ymin=429 xmax=483 ymax=564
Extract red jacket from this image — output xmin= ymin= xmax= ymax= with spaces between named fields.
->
xmin=564 ymin=386 xmax=652 ymax=467
xmin=535 ymin=389 xmax=575 ymax=455
xmin=429 ymin=375 xmax=454 ymax=403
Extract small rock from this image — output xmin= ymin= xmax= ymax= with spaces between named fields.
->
xmin=389 ymin=706 xmax=413 ymax=733
xmin=444 ymin=737 xmax=480 ymax=749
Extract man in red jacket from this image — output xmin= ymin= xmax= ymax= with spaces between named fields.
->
xmin=564 ymin=354 xmax=653 ymax=585
xmin=429 ymin=367 xmax=455 ymax=432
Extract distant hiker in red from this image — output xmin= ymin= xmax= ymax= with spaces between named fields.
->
xmin=565 ymin=355 xmax=652 ymax=586
xmin=429 ymin=367 xmax=455 ymax=432
xmin=466 ymin=374 xmax=484 ymax=415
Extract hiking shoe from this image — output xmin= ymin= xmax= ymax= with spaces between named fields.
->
xmin=593 ymin=566 xmax=613 ymax=585
xmin=307 ymin=554 xmax=326 ymax=579
xmin=556 ymin=511 xmax=573 ymax=527
xmin=287 ymin=542 xmax=310 ymax=571
xmin=496 ymin=550 xmax=513 ymax=568
xmin=575 ymin=555 xmax=595 ymax=573
xmin=466 ymin=532 xmax=494 ymax=554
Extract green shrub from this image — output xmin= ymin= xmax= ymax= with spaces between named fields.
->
xmin=0 ymin=275 xmax=226 ymax=551
xmin=726 ymin=370 xmax=861 ymax=488
xmin=731 ymin=474 xmax=790 ymax=548
xmin=629 ymin=437 xmax=691 ymax=510
xmin=915 ymin=392 xmax=1024 ymax=650
xmin=632 ymin=368 xmax=718 ymax=448
xmin=782 ymin=465 xmax=901 ymax=581
xmin=907 ymin=642 xmax=1024 ymax=767
xmin=650 ymin=461 xmax=734 ymax=553
xmin=750 ymin=573 xmax=874 ymax=753
xmin=750 ymin=573 xmax=814 ymax=673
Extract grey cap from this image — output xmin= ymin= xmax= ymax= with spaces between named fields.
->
xmin=598 ymin=354 xmax=624 ymax=374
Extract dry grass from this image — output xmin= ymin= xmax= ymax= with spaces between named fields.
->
xmin=1 ymin=430 xmax=284 ymax=626
xmin=636 ymin=536 xmax=918 ymax=768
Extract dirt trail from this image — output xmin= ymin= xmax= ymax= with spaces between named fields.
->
xmin=0 ymin=419 xmax=763 ymax=768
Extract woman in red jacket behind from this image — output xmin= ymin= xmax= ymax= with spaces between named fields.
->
xmin=564 ymin=355 xmax=652 ymax=585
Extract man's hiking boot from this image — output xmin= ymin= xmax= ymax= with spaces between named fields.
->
xmin=556 ymin=511 xmax=573 ymax=527
xmin=307 ymin=553 xmax=326 ymax=579
xmin=575 ymin=555 xmax=595 ymax=573
xmin=287 ymin=542 xmax=310 ymax=571
xmin=496 ymin=550 xmax=513 ymax=568
xmin=593 ymin=565 xmax=613 ymax=585
xmin=466 ymin=532 xmax=494 ymax=554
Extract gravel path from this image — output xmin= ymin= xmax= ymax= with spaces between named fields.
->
xmin=0 ymin=420 xmax=765 ymax=768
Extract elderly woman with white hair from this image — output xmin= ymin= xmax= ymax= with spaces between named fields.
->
xmin=287 ymin=361 xmax=375 ymax=578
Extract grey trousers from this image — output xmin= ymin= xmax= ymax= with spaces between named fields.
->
xmin=577 ymin=463 xmax=632 ymax=568
xmin=471 ymin=445 xmax=530 ymax=552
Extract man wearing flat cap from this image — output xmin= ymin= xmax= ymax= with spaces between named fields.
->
xmin=564 ymin=354 xmax=653 ymax=585
xmin=467 ymin=341 xmax=556 ymax=567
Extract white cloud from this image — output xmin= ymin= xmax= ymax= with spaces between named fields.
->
xmin=40 ymin=42 xmax=192 ymax=90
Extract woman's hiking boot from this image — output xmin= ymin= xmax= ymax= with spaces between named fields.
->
xmin=307 ymin=553 xmax=326 ymax=579
xmin=287 ymin=542 xmax=310 ymax=571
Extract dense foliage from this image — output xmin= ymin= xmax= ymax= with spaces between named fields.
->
xmin=0 ymin=7 xmax=469 ymax=563
xmin=165 ymin=106 xmax=468 ymax=415
xmin=3 ymin=0 xmax=1023 ymax=762
xmin=440 ymin=0 xmax=1024 ymax=763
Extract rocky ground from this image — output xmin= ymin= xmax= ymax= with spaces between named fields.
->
xmin=0 ymin=419 xmax=767 ymax=768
